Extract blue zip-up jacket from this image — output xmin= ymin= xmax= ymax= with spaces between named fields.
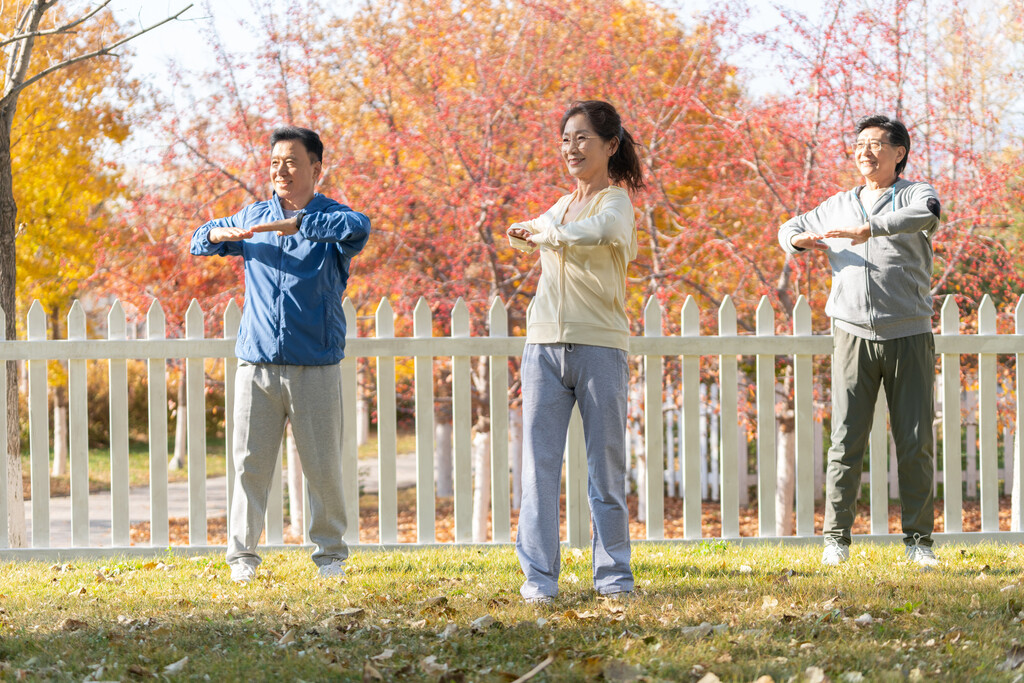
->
xmin=190 ymin=193 xmax=371 ymax=365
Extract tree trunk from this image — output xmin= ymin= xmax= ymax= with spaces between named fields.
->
xmin=471 ymin=428 xmax=490 ymax=542
xmin=285 ymin=421 xmax=303 ymax=534
xmin=0 ymin=114 xmax=25 ymax=546
xmin=169 ymin=373 xmax=186 ymax=470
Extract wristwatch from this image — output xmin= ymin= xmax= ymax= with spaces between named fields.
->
xmin=295 ymin=210 xmax=305 ymax=231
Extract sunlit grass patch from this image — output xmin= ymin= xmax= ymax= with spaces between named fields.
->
xmin=0 ymin=542 xmax=1022 ymax=680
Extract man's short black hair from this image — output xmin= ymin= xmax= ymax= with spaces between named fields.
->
xmin=270 ymin=126 xmax=324 ymax=163
xmin=855 ymin=114 xmax=910 ymax=177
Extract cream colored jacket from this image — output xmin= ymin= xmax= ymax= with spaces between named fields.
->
xmin=508 ymin=185 xmax=637 ymax=351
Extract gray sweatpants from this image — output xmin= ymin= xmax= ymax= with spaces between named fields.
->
xmin=825 ymin=329 xmax=935 ymax=547
xmin=227 ymin=362 xmax=348 ymax=568
xmin=515 ymin=342 xmax=634 ymax=599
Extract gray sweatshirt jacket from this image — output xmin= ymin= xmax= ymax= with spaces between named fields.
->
xmin=778 ymin=178 xmax=941 ymax=340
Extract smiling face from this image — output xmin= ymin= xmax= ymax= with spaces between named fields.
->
xmin=855 ymin=126 xmax=905 ymax=187
xmin=271 ymin=139 xmax=322 ymax=211
xmin=560 ymin=113 xmax=617 ymax=184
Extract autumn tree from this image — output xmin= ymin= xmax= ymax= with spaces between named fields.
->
xmin=0 ymin=0 xmax=189 ymax=545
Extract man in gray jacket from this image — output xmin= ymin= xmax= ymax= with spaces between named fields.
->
xmin=778 ymin=114 xmax=941 ymax=568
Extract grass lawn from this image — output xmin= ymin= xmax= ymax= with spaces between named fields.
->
xmin=21 ymin=440 xmax=228 ymax=499
xmin=1 ymin=542 xmax=1023 ymax=680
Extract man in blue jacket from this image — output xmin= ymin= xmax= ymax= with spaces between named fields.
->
xmin=190 ymin=126 xmax=370 ymax=583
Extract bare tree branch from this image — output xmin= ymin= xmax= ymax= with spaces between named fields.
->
xmin=1 ymin=3 xmax=194 ymax=108
xmin=0 ymin=0 xmax=111 ymax=51
xmin=178 ymin=138 xmax=261 ymax=201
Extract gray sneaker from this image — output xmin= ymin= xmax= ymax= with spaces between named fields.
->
xmin=905 ymin=536 xmax=939 ymax=568
xmin=230 ymin=563 xmax=257 ymax=585
xmin=524 ymin=596 xmax=554 ymax=605
xmin=821 ymin=537 xmax=850 ymax=566
xmin=318 ymin=560 xmax=346 ymax=579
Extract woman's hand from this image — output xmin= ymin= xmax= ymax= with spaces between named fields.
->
xmin=508 ymin=227 xmax=534 ymax=244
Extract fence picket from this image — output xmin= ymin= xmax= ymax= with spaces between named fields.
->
xmin=644 ymin=297 xmax=665 ymax=539
xmin=680 ymin=297 xmax=700 ymax=539
xmin=185 ymin=300 xmax=207 ymax=545
xmin=341 ymin=299 xmax=360 ymax=545
xmin=223 ymin=301 xmax=241 ymax=539
xmin=413 ymin=299 xmax=436 ymax=543
xmin=146 ymin=301 xmax=169 ymax=548
xmin=793 ymin=297 xmax=815 ymax=536
xmin=376 ymin=299 xmax=398 ymax=544
xmin=978 ymin=296 xmax=999 ymax=531
xmin=755 ymin=297 xmax=776 ymax=536
xmin=718 ymin=297 xmax=740 ymax=538
xmin=451 ymin=299 xmax=472 ymax=543
xmin=68 ymin=302 xmax=89 ymax=546
xmin=27 ymin=302 xmax=49 ymax=547
xmin=489 ymin=298 xmax=511 ymax=543
xmin=940 ymin=296 xmax=963 ymax=532
xmin=1014 ymin=296 xmax=1024 ymax=531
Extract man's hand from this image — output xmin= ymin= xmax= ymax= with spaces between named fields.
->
xmin=209 ymin=226 xmax=254 ymax=243
xmin=822 ymin=223 xmax=871 ymax=245
xmin=790 ymin=232 xmax=829 ymax=251
xmin=251 ymin=216 xmax=300 ymax=237
xmin=507 ymin=227 xmax=534 ymax=244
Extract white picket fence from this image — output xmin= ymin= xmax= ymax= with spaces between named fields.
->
xmin=0 ymin=292 xmax=1022 ymax=559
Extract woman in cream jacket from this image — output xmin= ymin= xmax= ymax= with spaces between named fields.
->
xmin=508 ymin=100 xmax=645 ymax=603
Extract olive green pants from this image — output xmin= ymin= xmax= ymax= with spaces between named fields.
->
xmin=825 ymin=328 xmax=935 ymax=547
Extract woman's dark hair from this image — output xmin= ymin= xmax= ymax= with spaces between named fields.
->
xmin=270 ymin=126 xmax=324 ymax=163
xmin=855 ymin=114 xmax=910 ymax=177
xmin=560 ymin=100 xmax=645 ymax=193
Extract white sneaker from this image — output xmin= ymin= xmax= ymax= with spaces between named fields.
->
xmin=230 ymin=563 xmax=256 ymax=585
xmin=524 ymin=596 xmax=554 ymax=605
xmin=318 ymin=560 xmax=346 ymax=579
xmin=821 ymin=538 xmax=850 ymax=566
xmin=906 ymin=537 xmax=939 ymax=568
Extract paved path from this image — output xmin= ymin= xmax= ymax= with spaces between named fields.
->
xmin=23 ymin=453 xmax=418 ymax=548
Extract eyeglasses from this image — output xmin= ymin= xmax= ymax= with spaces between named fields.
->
xmin=854 ymin=140 xmax=897 ymax=152
xmin=560 ymin=134 xmax=602 ymax=150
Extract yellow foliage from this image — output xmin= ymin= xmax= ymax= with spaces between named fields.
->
xmin=4 ymin=8 xmax=137 ymax=323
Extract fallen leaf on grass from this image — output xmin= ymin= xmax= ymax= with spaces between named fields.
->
xmin=697 ymin=673 xmax=722 ymax=683
xmin=603 ymin=659 xmax=645 ymax=682
xmin=163 ymin=657 xmax=188 ymax=674
xmin=753 ymin=677 xmax=775 ymax=683
xmin=839 ymin=672 xmax=865 ymax=682
xmin=802 ymin=667 xmax=830 ymax=683
xmin=438 ymin=622 xmax=459 ymax=639
xmin=761 ymin=596 xmax=779 ymax=610
xmin=996 ymin=644 xmax=1024 ymax=672
xmin=127 ymin=664 xmax=152 ymax=678
xmin=363 ymin=661 xmax=384 ymax=681
xmin=420 ymin=655 xmax=448 ymax=676
xmin=371 ymin=649 xmax=395 ymax=661
xmin=59 ymin=618 xmax=87 ymax=631
xmin=68 ymin=585 xmax=87 ymax=597
xmin=471 ymin=614 xmax=499 ymax=632
xmin=854 ymin=613 xmax=873 ymax=626
xmin=970 ymin=594 xmax=981 ymax=609
xmin=277 ymin=628 xmax=297 ymax=646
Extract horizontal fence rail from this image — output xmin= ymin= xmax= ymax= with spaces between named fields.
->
xmin=0 ymin=292 xmax=1022 ymax=559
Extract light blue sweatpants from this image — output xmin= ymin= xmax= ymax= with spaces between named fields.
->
xmin=227 ymin=362 xmax=348 ymax=569
xmin=516 ymin=342 xmax=634 ymax=599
